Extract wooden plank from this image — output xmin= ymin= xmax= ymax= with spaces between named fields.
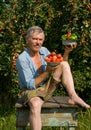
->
xmin=16 ymin=106 xmax=78 ymax=127
xmin=43 ymin=96 xmax=78 ymax=108
xmin=42 ymin=106 xmax=78 ymax=127
xmin=15 ymin=96 xmax=78 ymax=109
xmin=16 ymin=96 xmax=78 ymax=129
xmin=41 ymin=109 xmax=77 ymax=127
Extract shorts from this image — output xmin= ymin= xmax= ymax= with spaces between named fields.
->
xmin=19 ymin=76 xmax=60 ymax=106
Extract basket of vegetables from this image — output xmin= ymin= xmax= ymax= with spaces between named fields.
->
xmin=44 ymin=52 xmax=63 ymax=67
xmin=61 ymin=32 xmax=78 ymax=45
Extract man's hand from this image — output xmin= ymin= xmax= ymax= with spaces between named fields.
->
xmin=65 ymin=44 xmax=77 ymax=53
xmin=46 ymin=64 xmax=60 ymax=73
xmin=63 ymin=44 xmax=77 ymax=61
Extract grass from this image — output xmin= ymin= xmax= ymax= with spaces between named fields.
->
xmin=77 ymin=109 xmax=91 ymax=130
xmin=0 ymin=105 xmax=91 ymax=130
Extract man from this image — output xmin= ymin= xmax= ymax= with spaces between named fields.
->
xmin=16 ymin=26 xmax=90 ymax=130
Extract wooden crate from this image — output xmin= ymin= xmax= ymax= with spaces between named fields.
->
xmin=16 ymin=96 xmax=78 ymax=130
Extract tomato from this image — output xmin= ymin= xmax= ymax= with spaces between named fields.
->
xmin=52 ymin=55 xmax=57 ymax=62
xmin=55 ymin=58 xmax=61 ymax=62
xmin=51 ymin=52 xmax=56 ymax=56
xmin=48 ymin=56 xmax=53 ymax=62
xmin=44 ymin=57 xmax=49 ymax=62
xmin=67 ymin=32 xmax=71 ymax=38
xmin=60 ymin=57 xmax=63 ymax=61
xmin=47 ymin=58 xmax=51 ymax=62
xmin=57 ymin=54 xmax=62 ymax=58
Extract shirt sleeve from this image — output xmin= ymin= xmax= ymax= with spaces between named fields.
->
xmin=16 ymin=56 xmax=36 ymax=90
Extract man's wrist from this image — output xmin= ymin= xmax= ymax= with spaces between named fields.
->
xmin=64 ymin=51 xmax=70 ymax=55
xmin=45 ymin=71 xmax=51 ymax=76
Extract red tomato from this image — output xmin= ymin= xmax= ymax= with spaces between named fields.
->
xmin=48 ymin=55 xmax=52 ymax=58
xmin=57 ymin=54 xmax=62 ymax=58
xmin=52 ymin=55 xmax=57 ymax=62
xmin=51 ymin=52 xmax=56 ymax=56
xmin=49 ymin=56 xmax=53 ymax=62
xmin=60 ymin=57 xmax=63 ymax=61
xmin=47 ymin=59 xmax=51 ymax=62
xmin=44 ymin=57 xmax=47 ymax=60
xmin=55 ymin=58 xmax=61 ymax=62
xmin=44 ymin=57 xmax=49 ymax=61
xmin=67 ymin=32 xmax=71 ymax=38
xmin=44 ymin=57 xmax=51 ymax=62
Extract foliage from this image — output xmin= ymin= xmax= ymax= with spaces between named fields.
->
xmin=0 ymin=0 xmax=91 ymax=104
xmin=77 ymin=109 xmax=91 ymax=130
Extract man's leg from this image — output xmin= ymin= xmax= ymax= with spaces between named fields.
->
xmin=53 ymin=61 xmax=90 ymax=108
xmin=28 ymin=97 xmax=44 ymax=130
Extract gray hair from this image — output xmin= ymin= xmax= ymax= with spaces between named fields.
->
xmin=26 ymin=26 xmax=45 ymax=40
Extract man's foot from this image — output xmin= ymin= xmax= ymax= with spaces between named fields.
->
xmin=68 ymin=98 xmax=90 ymax=108
xmin=68 ymin=98 xmax=75 ymax=105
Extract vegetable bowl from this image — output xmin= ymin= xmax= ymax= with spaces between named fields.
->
xmin=47 ymin=62 xmax=60 ymax=67
xmin=44 ymin=52 xmax=63 ymax=67
xmin=61 ymin=32 xmax=77 ymax=45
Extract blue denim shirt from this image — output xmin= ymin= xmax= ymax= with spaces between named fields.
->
xmin=16 ymin=47 xmax=50 ymax=89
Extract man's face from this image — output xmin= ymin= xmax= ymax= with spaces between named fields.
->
xmin=26 ymin=32 xmax=44 ymax=52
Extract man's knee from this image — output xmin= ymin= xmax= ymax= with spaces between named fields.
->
xmin=28 ymin=97 xmax=43 ymax=112
xmin=60 ymin=61 xmax=70 ymax=70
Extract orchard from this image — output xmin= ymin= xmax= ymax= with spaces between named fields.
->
xmin=0 ymin=0 xmax=91 ymax=105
